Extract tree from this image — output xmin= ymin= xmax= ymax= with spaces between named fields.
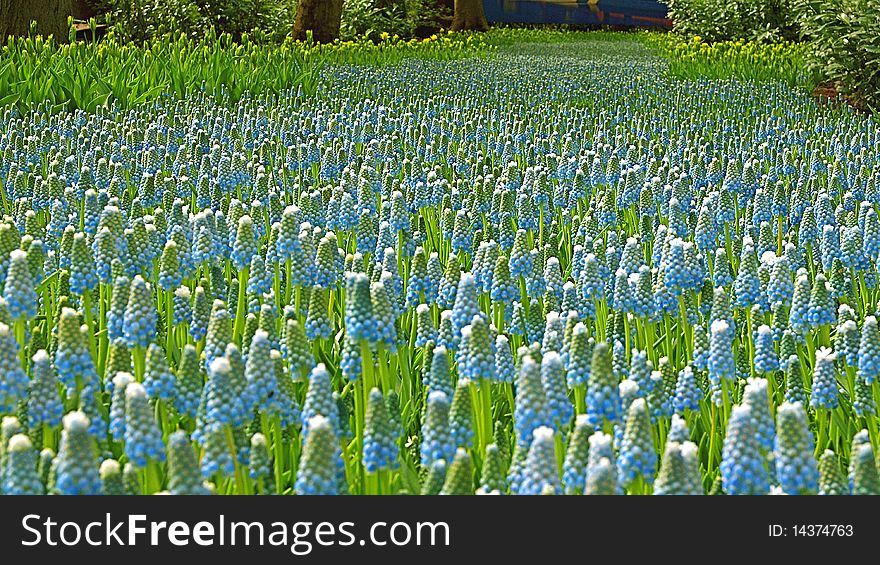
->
xmin=0 ymin=0 xmax=73 ymax=42
xmin=451 ymin=0 xmax=488 ymax=31
xmin=293 ymin=0 xmax=344 ymax=44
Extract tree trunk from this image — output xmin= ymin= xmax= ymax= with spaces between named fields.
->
xmin=293 ymin=0 xmax=344 ymax=44
xmin=0 ymin=0 xmax=73 ymax=42
xmin=451 ymin=0 xmax=488 ymax=31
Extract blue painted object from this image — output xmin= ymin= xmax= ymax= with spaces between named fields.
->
xmin=484 ymin=0 xmax=670 ymax=27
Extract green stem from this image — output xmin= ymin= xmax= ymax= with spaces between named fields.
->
xmin=233 ymin=266 xmax=249 ymax=343
xmin=478 ymin=378 xmax=493 ymax=455
xmin=272 ymin=414 xmax=284 ymax=494
xmin=224 ymin=425 xmax=246 ymax=495
xmin=14 ymin=318 xmax=26 ymax=369
xmin=133 ymin=346 xmax=146 ymax=381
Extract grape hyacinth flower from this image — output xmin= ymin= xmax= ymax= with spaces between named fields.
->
xmin=692 ymin=323 xmax=709 ymax=370
xmin=200 ymin=422 xmax=236 ymax=480
xmin=158 ymin=240 xmax=182 ymax=291
xmin=232 ymin=215 xmax=258 ymax=270
xmin=99 ymin=459 xmax=124 ymax=495
xmin=774 ymin=402 xmax=819 ymax=495
xmin=817 ymin=450 xmax=848 ymax=496
xmin=189 ymin=286 xmax=210 ymax=342
xmin=513 ymin=356 xmax=549 ymax=447
xmin=414 ymin=304 xmax=436 ymax=347
xmin=189 ymin=362 xmax=223 ymax=439
xmin=248 ymin=433 xmax=272 ymax=492
xmin=4 ymin=249 xmax=37 ymax=321
xmin=3 ymin=434 xmax=43 ymax=495
xmin=123 ymin=275 xmax=157 ymax=349
xmin=752 ymin=325 xmax=778 ymax=374
xmin=477 ymin=443 xmax=506 ymax=495
xmin=461 ymin=317 xmax=494 ymax=381
xmin=811 ymin=347 xmax=839 ymax=410
xmin=708 ymin=319 xmax=735 ymax=405
xmin=858 ymin=316 xmax=880 ymax=384
xmin=370 ymin=276 xmax=397 ymax=351
xmin=285 ymin=318 xmax=313 ymax=379
xmin=585 ymin=342 xmax=619 ymax=429
xmin=743 ymin=377 xmax=776 ymax=452
xmin=54 ymin=411 xmax=101 ymax=495
xmin=54 ymin=307 xmax=98 ymax=396
xmin=850 ymin=441 xmax=880 ymax=495
xmin=451 ymin=272 xmax=481 ymax=339
xmin=673 ymin=366 xmax=703 ymax=413
xmin=654 ymin=441 xmax=703 ymax=495
xmin=519 ymin=427 xmax=562 ymax=495
xmin=807 ymin=274 xmax=836 ymax=328
xmin=172 ymin=285 xmax=192 ymax=327
xmin=295 ymin=415 xmax=344 ymax=496
xmin=363 ymin=388 xmax=398 ymax=473
xmin=167 ymin=431 xmax=210 ymax=495
xmin=585 ymin=431 xmax=618 ymax=495
xmin=244 ymin=330 xmax=279 ymax=415
xmin=436 ymin=309 xmax=456 ymax=351
xmin=494 ymin=334 xmax=516 ymax=383
xmin=421 ymin=459 xmax=447 ymax=496
xmin=175 ymin=345 xmax=203 ymax=420
xmin=784 ymin=355 xmax=807 ymax=405
xmin=427 ymin=346 xmax=454 ymax=398
xmin=541 ymin=352 xmax=572 ymax=430
xmin=124 ymin=383 xmax=166 ymax=468
xmin=27 ymin=350 xmax=64 ymax=431
xmin=667 ymin=413 xmax=691 ymax=443
xmin=0 ymin=323 xmax=28 ymax=412
xmin=143 ymin=342 xmax=175 ymax=401
xmin=448 ymin=378 xmax=474 ymax=450
xmin=617 ymin=398 xmax=655 ymax=488
xmin=301 ymin=364 xmax=338 ymax=439
xmin=721 ymin=405 xmax=770 ymax=495
xmin=440 ymin=448 xmax=474 ymax=495
xmin=344 ymin=272 xmax=375 ymax=343
xmin=562 ymin=415 xmax=591 ymax=495
xmin=835 ymin=318 xmax=859 ymax=368
xmin=305 ymin=288 xmax=333 ymax=340
xmin=421 ymin=390 xmax=454 ymax=469
xmin=566 ymin=323 xmax=592 ymax=387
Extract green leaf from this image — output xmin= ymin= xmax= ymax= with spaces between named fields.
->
xmin=0 ymin=92 xmax=19 ymax=108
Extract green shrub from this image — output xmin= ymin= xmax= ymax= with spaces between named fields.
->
xmin=664 ymin=0 xmax=800 ymax=42
xmin=793 ymin=0 xmax=880 ymax=110
xmin=102 ymin=0 xmax=296 ymax=43
xmin=340 ymin=0 xmax=450 ymax=40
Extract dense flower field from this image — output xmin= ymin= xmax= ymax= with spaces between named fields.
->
xmin=0 ymin=37 xmax=878 ymax=495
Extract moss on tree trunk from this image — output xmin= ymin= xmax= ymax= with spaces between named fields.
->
xmin=293 ymin=0 xmax=344 ymax=44
xmin=451 ymin=0 xmax=488 ymax=31
xmin=0 ymin=0 xmax=73 ymax=42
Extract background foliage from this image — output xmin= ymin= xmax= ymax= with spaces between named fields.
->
xmin=664 ymin=0 xmax=879 ymax=110
xmin=663 ymin=0 xmax=800 ymax=42
xmin=91 ymin=0 xmax=450 ymax=43
xmin=340 ymin=0 xmax=450 ymax=40
xmin=92 ymin=0 xmax=297 ymax=42
xmin=646 ymin=33 xmax=809 ymax=88
xmin=792 ymin=0 xmax=880 ymax=111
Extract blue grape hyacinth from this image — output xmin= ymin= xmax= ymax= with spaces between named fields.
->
xmin=774 ymin=402 xmax=819 ymax=495
xmin=54 ymin=411 xmax=101 ymax=495
xmin=721 ymin=405 xmax=770 ymax=495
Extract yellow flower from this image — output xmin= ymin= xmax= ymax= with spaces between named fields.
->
xmin=380 ymin=32 xmax=390 ymax=40
xmin=693 ymin=35 xmax=702 ymax=43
